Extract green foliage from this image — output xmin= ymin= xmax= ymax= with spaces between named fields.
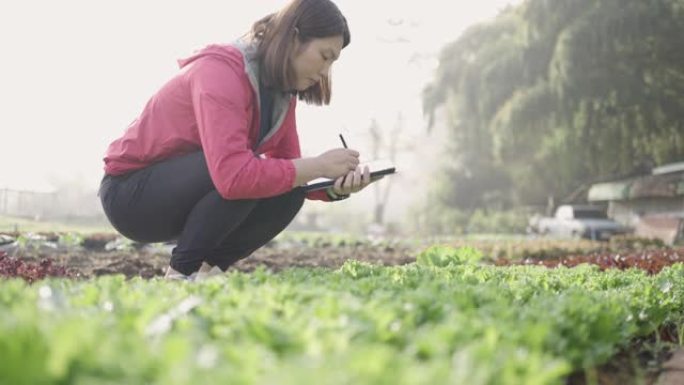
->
xmin=2 ymin=256 xmax=684 ymax=384
xmin=407 ymin=201 xmax=529 ymax=236
xmin=0 ymin=214 xmax=114 ymax=234
xmin=57 ymin=232 xmax=84 ymax=248
xmin=467 ymin=209 xmax=529 ymax=234
xmin=406 ymin=196 xmax=470 ymax=235
xmin=608 ymin=234 xmax=667 ymax=251
xmin=424 ymin=0 xmax=684 ymax=208
xmin=430 ymin=238 xmax=603 ymax=260
xmin=416 ymin=246 xmax=483 ymax=267
xmin=276 ymin=231 xmax=370 ymax=248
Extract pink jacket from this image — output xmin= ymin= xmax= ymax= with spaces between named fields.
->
xmin=103 ymin=42 xmax=329 ymax=201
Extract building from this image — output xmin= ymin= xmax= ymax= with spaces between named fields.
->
xmin=587 ymin=161 xmax=684 ymax=244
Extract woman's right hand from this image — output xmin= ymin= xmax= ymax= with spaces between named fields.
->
xmin=316 ymin=148 xmax=360 ymax=179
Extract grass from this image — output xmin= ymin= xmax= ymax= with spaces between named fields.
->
xmin=0 ymin=214 xmax=115 ymax=234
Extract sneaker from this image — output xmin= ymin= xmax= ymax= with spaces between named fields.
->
xmin=195 ymin=262 xmax=224 ymax=281
xmin=164 ymin=266 xmax=196 ymax=281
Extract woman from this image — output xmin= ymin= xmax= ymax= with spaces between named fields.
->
xmin=99 ymin=0 xmax=378 ymax=280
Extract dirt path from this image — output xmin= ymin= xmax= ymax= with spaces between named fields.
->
xmin=657 ymin=349 xmax=684 ymax=385
xmin=5 ymin=241 xmax=418 ymax=279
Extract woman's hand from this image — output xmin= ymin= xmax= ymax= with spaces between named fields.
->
xmin=331 ymin=166 xmax=384 ymax=196
xmin=316 ymin=148 xmax=360 ymax=179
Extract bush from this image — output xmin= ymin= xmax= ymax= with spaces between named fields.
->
xmin=406 ymin=204 xmax=469 ymax=236
xmin=416 ymin=245 xmax=483 ymax=267
xmin=407 ymin=201 xmax=530 ymax=236
xmin=608 ymin=234 xmax=667 ymax=251
xmin=466 ymin=209 xmax=529 ymax=234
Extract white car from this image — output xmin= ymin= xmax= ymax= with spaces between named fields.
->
xmin=531 ymin=205 xmax=631 ymax=241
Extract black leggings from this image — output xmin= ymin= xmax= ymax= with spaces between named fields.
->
xmin=98 ymin=151 xmax=305 ymax=275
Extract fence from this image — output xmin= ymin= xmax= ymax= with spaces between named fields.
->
xmin=0 ymin=187 xmax=105 ymax=221
xmin=0 ymin=188 xmax=58 ymax=220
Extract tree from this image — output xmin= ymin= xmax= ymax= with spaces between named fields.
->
xmin=368 ymin=116 xmax=401 ymax=225
xmin=424 ymin=0 xmax=684 ymax=211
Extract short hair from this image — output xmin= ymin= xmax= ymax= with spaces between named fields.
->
xmin=249 ymin=0 xmax=351 ymax=105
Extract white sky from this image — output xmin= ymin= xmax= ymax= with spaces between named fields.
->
xmin=0 ymin=0 xmax=517 ymax=210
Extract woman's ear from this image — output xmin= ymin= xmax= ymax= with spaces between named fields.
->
xmin=292 ymin=27 xmax=301 ymax=51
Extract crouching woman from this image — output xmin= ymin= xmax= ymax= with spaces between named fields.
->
xmin=98 ymin=0 xmax=379 ymax=280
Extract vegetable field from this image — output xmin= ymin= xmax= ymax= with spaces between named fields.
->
xmin=1 ymin=233 xmax=683 ymax=385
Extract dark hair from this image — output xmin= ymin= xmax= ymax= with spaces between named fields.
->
xmin=250 ymin=0 xmax=350 ymax=105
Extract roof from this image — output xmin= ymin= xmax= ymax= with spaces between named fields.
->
xmin=587 ymin=180 xmax=633 ymax=201
xmin=630 ymin=173 xmax=684 ymax=198
xmin=653 ymin=161 xmax=684 ymax=175
xmin=588 ymin=167 xmax=684 ymax=202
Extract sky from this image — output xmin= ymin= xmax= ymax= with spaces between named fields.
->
xmin=0 ymin=0 xmax=517 ymax=221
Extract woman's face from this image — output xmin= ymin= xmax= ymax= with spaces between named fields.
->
xmin=290 ymin=34 xmax=343 ymax=91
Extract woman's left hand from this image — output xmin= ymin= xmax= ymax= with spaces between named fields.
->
xmin=331 ymin=166 xmax=383 ymax=196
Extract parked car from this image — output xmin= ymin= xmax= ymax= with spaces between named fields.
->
xmin=529 ymin=204 xmax=631 ymax=241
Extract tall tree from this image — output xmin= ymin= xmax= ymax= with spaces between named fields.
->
xmin=368 ymin=117 xmax=401 ymax=225
xmin=424 ymin=0 xmax=684 ymax=210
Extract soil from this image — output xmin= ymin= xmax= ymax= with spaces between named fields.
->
xmin=3 ymin=236 xmax=684 ymax=280
xmin=566 ymin=325 xmax=684 ymax=385
xmin=495 ymin=247 xmax=684 ymax=275
xmin=0 ymin=240 xmax=418 ymax=280
xmin=658 ymin=348 xmax=684 ymax=385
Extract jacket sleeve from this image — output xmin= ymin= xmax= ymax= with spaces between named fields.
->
xmin=187 ymin=57 xmax=297 ymax=200
xmin=264 ymin=106 xmax=332 ymax=202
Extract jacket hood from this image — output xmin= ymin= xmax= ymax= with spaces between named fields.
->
xmin=176 ymin=41 xmax=294 ymax=148
xmin=177 ymin=43 xmax=245 ymax=69
xmin=177 ymin=41 xmax=262 ymax=94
